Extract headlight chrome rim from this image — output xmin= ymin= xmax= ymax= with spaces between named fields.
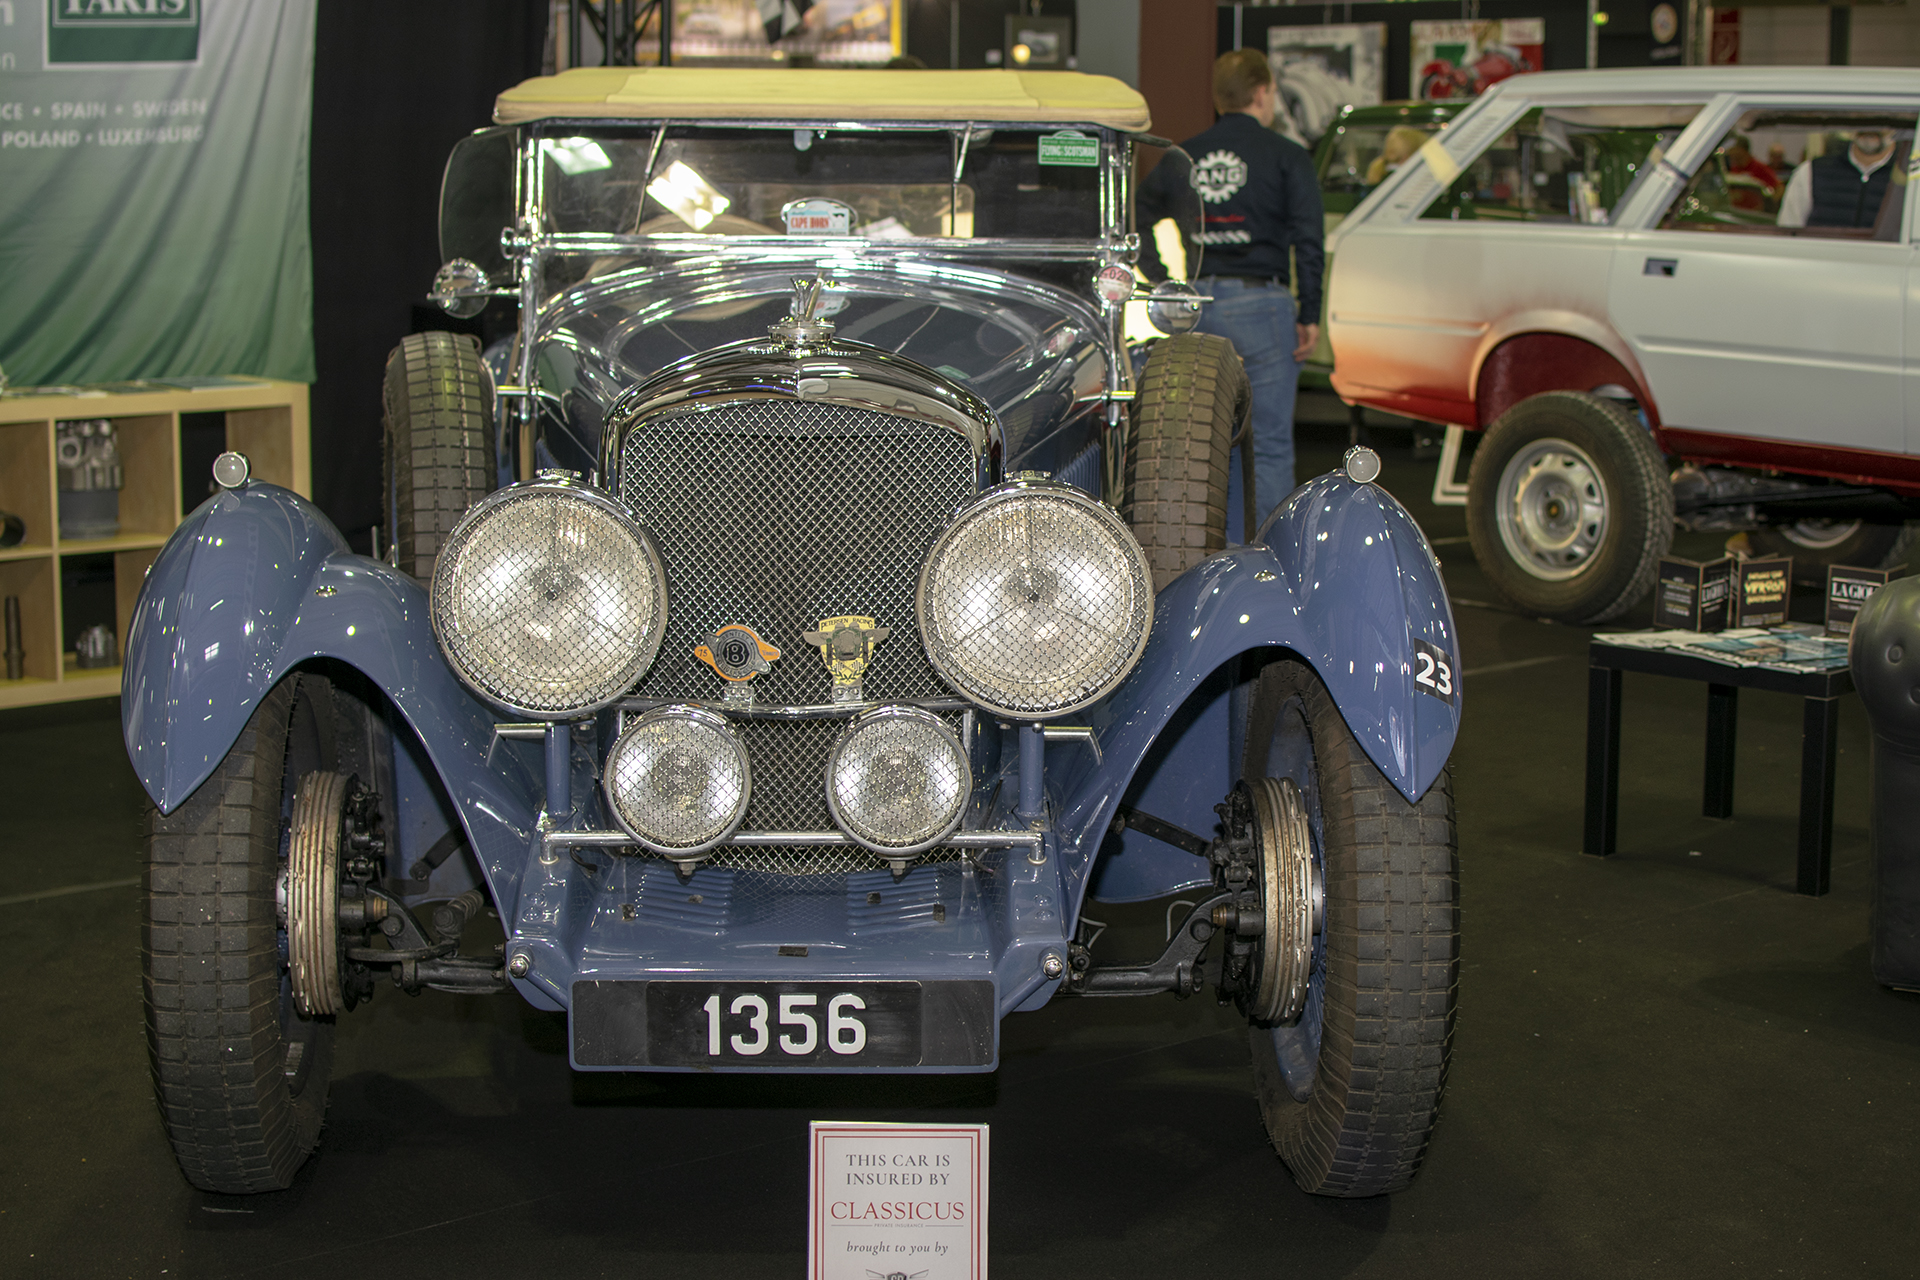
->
xmin=430 ymin=473 xmax=668 ymax=720
xmin=917 ymin=479 xmax=1155 ymax=721
xmin=603 ymin=704 xmax=752 ymax=857
xmin=824 ymin=705 xmax=972 ymax=857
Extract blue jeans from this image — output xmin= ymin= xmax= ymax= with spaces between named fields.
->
xmin=1195 ymin=277 xmax=1300 ymax=541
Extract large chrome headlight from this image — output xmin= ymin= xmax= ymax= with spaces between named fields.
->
xmin=917 ymin=482 xmax=1154 ymax=719
xmin=604 ymin=706 xmax=750 ymax=856
xmin=826 ymin=706 xmax=970 ymax=856
xmin=431 ymin=474 xmax=667 ymax=718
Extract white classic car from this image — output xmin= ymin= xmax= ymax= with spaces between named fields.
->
xmin=1327 ymin=67 xmax=1919 ymax=622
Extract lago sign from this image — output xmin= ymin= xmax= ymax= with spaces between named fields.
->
xmin=1 ymin=1 xmax=313 ymax=387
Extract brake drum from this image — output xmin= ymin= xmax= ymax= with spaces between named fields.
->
xmin=287 ymin=771 xmax=350 ymax=1017
xmin=1246 ymin=775 xmax=1322 ymax=1025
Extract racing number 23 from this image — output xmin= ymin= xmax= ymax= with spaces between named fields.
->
xmin=701 ymin=992 xmax=869 ymax=1056
xmin=1412 ymin=638 xmax=1455 ymax=702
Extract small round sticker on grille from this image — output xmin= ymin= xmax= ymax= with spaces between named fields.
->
xmin=1094 ymin=264 xmax=1135 ymax=304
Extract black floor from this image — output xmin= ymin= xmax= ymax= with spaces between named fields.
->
xmin=6 ymin=406 xmax=1920 ymax=1278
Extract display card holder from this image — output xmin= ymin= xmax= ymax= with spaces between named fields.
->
xmin=1828 ymin=564 xmax=1901 ymax=637
xmin=1655 ymin=555 xmax=1733 ymax=631
xmin=809 ymin=1121 xmax=987 ymax=1280
xmin=1734 ymin=556 xmax=1792 ymax=629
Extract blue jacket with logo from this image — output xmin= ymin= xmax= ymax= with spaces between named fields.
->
xmin=1139 ymin=112 xmax=1325 ymax=319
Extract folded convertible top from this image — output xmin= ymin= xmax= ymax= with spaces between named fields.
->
xmin=494 ymin=67 xmax=1152 ymax=132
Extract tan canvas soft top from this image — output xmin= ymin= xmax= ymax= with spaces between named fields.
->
xmin=494 ymin=67 xmax=1151 ymax=132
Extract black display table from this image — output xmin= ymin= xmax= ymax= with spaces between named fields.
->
xmin=1584 ymin=635 xmax=1854 ymax=896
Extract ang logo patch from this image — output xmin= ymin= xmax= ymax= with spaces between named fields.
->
xmin=1193 ymin=149 xmax=1249 ymax=204
xmin=48 ymin=0 xmax=200 ymax=66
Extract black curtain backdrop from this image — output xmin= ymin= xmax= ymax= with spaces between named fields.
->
xmin=310 ymin=1 xmax=546 ymax=550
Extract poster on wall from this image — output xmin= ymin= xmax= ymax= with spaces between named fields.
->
xmin=0 ymin=2 xmax=315 ymax=387
xmin=1269 ymin=24 xmax=1385 ymax=109
xmin=642 ymin=0 xmax=901 ymax=66
xmin=1409 ymin=19 xmax=1544 ymax=101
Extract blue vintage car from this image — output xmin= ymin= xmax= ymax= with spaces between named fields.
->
xmin=125 ymin=68 xmax=1460 ymax=1200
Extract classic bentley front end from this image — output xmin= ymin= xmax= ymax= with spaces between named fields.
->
xmin=126 ymin=67 xmax=1462 ymax=1201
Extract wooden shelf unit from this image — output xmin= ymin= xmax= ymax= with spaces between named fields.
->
xmin=0 ymin=380 xmax=309 ymax=711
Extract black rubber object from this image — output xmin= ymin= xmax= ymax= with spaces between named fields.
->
xmin=382 ymin=331 xmax=495 ymax=583
xmin=1748 ymin=521 xmax=1916 ymax=587
xmin=1122 ymin=333 xmax=1251 ymax=590
xmin=1848 ymin=577 xmax=1920 ymax=989
xmin=143 ymin=675 xmax=338 ymax=1193
xmin=1241 ymin=658 xmax=1458 ymax=1197
xmin=1466 ymin=390 xmax=1674 ymax=625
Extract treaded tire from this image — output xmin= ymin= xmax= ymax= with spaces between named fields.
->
xmin=1122 ymin=333 xmax=1251 ymax=589
xmin=382 ymin=331 xmax=495 ymax=583
xmin=1242 ymin=659 xmax=1458 ymax=1197
xmin=1466 ymin=390 xmax=1673 ymax=624
xmin=1748 ymin=520 xmax=1918 ymax=586
xmin=144 ymin=675 xmax=338 ymax=1193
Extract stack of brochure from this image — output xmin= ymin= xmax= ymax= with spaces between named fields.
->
xmin=1598 ymin=623 xmax=1850 ymax=674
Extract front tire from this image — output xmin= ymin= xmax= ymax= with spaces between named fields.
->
xmin=1242 ymin=658 xmax=1458 ymax=1197
xmin=1466 ymin=391 xmax=1674 ymax=624
xmin=1122 ymin=334 xmax=1251 ymax=589
xmin=382 ymin=331 xmax=495 ymax=583
xmin=143 ymin=675 xmax=338 ymax=1193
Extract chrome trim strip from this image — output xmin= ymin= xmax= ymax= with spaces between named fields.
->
xmin=541 ymin=828 xmax=1042 ymax=851
xmin=615 ymin=696 xmax=972 ymax=720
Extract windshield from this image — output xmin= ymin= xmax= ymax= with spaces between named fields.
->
xmin=536 ymin=125 xmax=1104 ymax=240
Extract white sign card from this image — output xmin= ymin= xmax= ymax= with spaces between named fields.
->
xmin=809 ymin=1122 xmax=987 ymax=1280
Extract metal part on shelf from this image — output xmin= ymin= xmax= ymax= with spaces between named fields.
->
xmin=74 ymin=624 xmax=115 ymax=670
xmin=4 ymin=596 xmax=21 ymax=681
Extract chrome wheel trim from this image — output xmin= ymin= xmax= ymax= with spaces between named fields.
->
xmin=1773 ymin=517 xmax=1862 ymax=552
xmin=287 ymin=771 xmax=348 ymax=1018
xmin=1496 ymin=437 xmax=1610 ymax=582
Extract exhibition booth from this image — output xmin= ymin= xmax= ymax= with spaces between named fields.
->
xmin=3 ymin=3 xmax=1918 ymax=1277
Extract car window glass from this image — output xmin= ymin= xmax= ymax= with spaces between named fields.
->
xmin=537 ymin=126 xmax=1100 ymax=241
xmin=1319 ymin=119 xmax=1446 ymax=214
xmin=1420 ymin=103 xmax=1701 ymax=224
xmin=1658 ymin=108 xmax=1915 ymax=241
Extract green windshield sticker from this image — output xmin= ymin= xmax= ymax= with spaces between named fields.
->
xmin=1038 ymin=129 xmax=1099 ymax=167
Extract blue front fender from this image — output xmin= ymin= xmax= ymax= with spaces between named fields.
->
xmin=122 ymin=483 xmax=539 ymax=907
xmin=1055 ymin=472 xmax=1459 ymax=899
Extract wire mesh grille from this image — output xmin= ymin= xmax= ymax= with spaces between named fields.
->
xmin=434 ymin=488 xmax=664 ymax=714
xmin=920 ymin=491 xmax=1153 ymax=716
xmin=617 ymin=400 xmax=976 ymax=705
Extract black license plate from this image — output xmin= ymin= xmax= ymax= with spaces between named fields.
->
xmin=572 ymin=979 xmax=996 ymax=1068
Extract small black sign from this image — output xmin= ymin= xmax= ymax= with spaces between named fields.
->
xmin=1734 ymin=556 xmax=1792 ymax=629
xmin=1655 ymin=556 xmax=1733 ymax=632
xmin=1827 ymin=564 xmax=1899 ymax=637
xmin=1411 ymin=637 xmax=1456 ymax=703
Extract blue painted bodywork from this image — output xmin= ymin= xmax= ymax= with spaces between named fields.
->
xmin=122 ymin=469 xmax=1457 ymax=1071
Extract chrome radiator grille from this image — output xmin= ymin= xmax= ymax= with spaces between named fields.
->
xmin=617 ymin=400 xmax=976 ymax=706
xmin=616 ymin=398 xmax=979 ymax=872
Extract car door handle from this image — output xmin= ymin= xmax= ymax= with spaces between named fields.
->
xmin=1643 ymin=258 xmax=1678 ymax=277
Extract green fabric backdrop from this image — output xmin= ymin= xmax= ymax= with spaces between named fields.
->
xmin=0 ymin=1 xmax=315 ymax=388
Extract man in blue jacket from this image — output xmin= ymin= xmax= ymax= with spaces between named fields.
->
xmin=1141 ymin=47 xmax=1325 ymax=534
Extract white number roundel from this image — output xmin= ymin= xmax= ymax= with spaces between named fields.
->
xmin=1193 ymin=149 xmax=1249 ymax=204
